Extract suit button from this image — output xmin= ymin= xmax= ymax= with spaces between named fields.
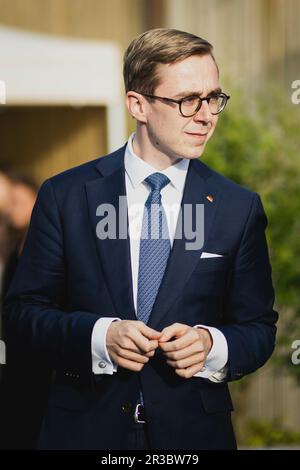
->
xmin=122 ymin=402 xmax=132 ymax=413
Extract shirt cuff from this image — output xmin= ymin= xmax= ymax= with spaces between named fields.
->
xmin=91 ymin=317 xmax=121 ymax=375
xmin=192 ymin=325 xmax=228 ymax=380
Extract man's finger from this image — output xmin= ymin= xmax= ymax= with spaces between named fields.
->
xmin=129 ymin=328 xmax=159 ymax=353
xmin=131 ymin=340 xmax=158 ymax=355
xmin=162 ymin=340 xmax=202 ymax=360
xmin=175 ymin=362 xmax=206 ymax=379
xmin=137 ymin=322 xmax=163 ymax=340
xmin=159 ymin=323 xmax=187 ymax=342
xmin=159 ymin=328 xmax=199 ymax=352
xmin=118 ymin=349 xmax=150 ymax=364
xmin=166 ymin=352 xmax=205 ymax=369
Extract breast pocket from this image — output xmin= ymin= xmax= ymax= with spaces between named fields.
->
xmin=193 ymin=255 xmax=232 ymax=273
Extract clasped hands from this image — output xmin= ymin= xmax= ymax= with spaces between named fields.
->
xmin=106 ymin=320 xmax=212 ymax=379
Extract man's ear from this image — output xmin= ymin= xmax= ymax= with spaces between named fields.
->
xmin=126 ymin=91 xmax=148 ymax=123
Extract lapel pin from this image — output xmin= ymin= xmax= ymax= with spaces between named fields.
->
xmin=206 ymin=194 xmax=214 ymax=203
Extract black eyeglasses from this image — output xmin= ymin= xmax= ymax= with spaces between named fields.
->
xmin=136 ymin=91 xmax=230 ymax=117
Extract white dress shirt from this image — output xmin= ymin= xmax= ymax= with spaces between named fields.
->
xmin=91 ymin=133 xmax=228 ymax=381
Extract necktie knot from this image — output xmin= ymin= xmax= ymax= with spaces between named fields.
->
xmin=145 ymin=173 xmax=170 ymax=193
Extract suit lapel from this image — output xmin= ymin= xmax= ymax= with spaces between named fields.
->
xmin=147 ymin=158 xmax=221 ymax=330
xmin=85 ymin=146 xmax=136 ymax=321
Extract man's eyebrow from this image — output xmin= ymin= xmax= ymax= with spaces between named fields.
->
xmin=172 ymin=87 xmax=222 ymax=99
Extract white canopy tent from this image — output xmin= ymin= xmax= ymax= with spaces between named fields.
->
xmin=0 ymin=25 xmax=126 ymax=152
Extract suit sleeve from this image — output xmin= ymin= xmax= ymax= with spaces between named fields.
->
xmin=3 ymin=179 xmax=99 ymax=376
xmin=217 ymin=193 xmax=278 ymax=382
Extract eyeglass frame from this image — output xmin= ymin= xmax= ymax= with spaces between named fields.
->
xmin=133 ymin=91 xmax=230 ymax=117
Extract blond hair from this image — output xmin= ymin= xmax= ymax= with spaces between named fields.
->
xmin=123 ymin=28 xmax=215 ymax=95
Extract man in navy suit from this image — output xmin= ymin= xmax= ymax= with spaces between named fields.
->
xmin=3 ymin=28 xmax=277 ymax=450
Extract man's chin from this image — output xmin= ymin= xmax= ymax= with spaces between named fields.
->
xmin=181 ymin=146 xmax=206 ymax=160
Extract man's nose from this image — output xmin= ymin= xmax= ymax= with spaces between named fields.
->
xmin=193 ymin=100 xmax=212 ymax=123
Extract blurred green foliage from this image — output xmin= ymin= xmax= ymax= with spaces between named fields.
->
xmin=244 ymin=419 xmax=300 ymax=447
xmin=203 ymin=87 xmax=300 ymax=380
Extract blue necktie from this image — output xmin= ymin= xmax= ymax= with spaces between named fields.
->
xmin=136 ymin=173 xmax=171 ymax=409
xmin=136 ymin=172 xmax=171 ymax=325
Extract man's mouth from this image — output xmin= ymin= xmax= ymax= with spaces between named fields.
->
xmin=185 ymin=132 xmax=209 ymax=137
xmin=185 ymin=131 xmax=209 ymax=143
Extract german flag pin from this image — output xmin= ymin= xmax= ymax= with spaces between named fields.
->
xmin=206 ymin=194 xmax=214 ymax=203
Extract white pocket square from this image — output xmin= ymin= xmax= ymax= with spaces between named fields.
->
xmin=200 ymin=252 xmax=224 ymax=258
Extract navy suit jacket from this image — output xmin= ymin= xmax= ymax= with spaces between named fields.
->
xmin=3 ymin=145 xmax=278 ymax=450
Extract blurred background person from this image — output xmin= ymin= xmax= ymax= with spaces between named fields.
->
xmin=0 ymin=171 xmax=39 ymax=302
xmin=0 ymin=171 xmax=14 ymax=302
xmin=0 ymin=171 xmax=51 ymax=450
xmin=0 ymin=171 xmax=14 ymax=385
